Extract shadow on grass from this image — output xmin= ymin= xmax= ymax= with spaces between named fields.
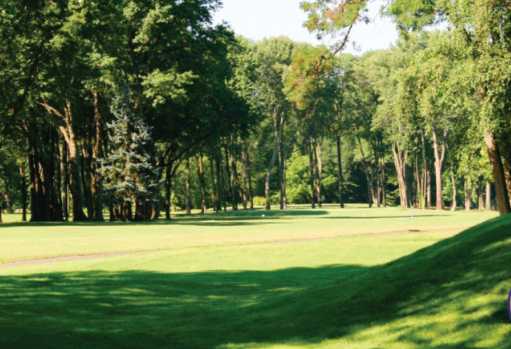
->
xmin=1 ymin=215 xmax=511 ymax=348
xmin=320 ymin=214 xmax=452 ymax=220
xmin=0 ymin=209 xmax=330 ymax=229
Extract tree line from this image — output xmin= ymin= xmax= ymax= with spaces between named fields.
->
xmin=0 ymin=0 xmax=510 ymax=223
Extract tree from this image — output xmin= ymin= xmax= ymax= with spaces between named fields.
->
xmin=252 ymin=38 xmax=294 ymax=210
xmin=284 ymin=44 xmax=339 ymax=208
xmin=100 ymin=85 xmax=159 ymax=221
xmin=388 ymin=0 xmax=511 ymax=214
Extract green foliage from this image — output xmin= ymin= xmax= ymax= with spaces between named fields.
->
xmin=286 ymin=152 xmax=312 ymax=204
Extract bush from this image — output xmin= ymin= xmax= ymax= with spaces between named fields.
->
xmin=253 ymin=196 xmax=266 ymax=207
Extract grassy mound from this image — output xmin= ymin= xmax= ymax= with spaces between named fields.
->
xmin=258 ymin=213 xmax=511 ymax=348
xmin=0 ymin=213 xmax=510 ymax=348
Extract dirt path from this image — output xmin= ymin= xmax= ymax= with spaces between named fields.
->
xmin=0 ymin=227 xmax=462 ymax=270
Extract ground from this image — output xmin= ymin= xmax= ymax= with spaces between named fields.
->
xmin=0 ymin=206 xmax=509 ymax=348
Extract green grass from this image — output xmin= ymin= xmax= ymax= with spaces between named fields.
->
xmin=0 ymin=206 xmax=509 ymax=348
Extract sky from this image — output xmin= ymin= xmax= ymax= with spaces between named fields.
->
xmin=213 ymin=0 xmax=399 ymax=55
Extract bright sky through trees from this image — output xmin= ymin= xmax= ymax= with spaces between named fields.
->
xmin=214 ymin=0 xmax=399 ymax=54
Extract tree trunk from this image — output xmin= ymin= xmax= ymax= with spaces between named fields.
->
xmin=486 ymin=182 xmax=492 ymax=210
xmin=91 ymin=90 xmax=104 ymax=221
xmin=420 ymin=134 xmax=428 ymax=209
xmin=223 ymin=146 xmax=236 ymax=211
xmin=210 ymin=156 xmax=220 ymax=212
xmin=265 ymin=140 xmax=278 ymax=211
xmin=414 ymin=158 xmax=421 ymax=208
xmin=431 ymin=129 xmax=445 ymax=210
xmin=357 ymin=138 xmax=374 ymax=209
xmin=19 ymin=163 xmax=28 ymax=222
xmin=464 ymin=177 xmax=472 ymax=211
xmin=336 ymin=135 xmax=344 ymax=208
xmin=196 ymin=155 xmax=207 ymax=215
xmin=392 ymin=143 xmax=408 ymax=209
xmin=503 ymin=167 xmax=511 ymax=205
xmin=450 ymin=170 xmax=457 ymax=211
xmin=214 ymin=152 xmax=226 ymax=212
xmin=165 ymin=163 xmax=173 ymax=220
xmin=478 ymin=183 xmax=485 ymax=210
xmin=241 ymin=144 xmax=254 ymax=210
xmin=26 ymin=124 xmax=63 ymax=222
xmin=61 ymin=142 xmax=69 ymax=221
xmin=49 ymin=132 xmax=62 ymax=220
xmin=426 ymin=168 xmax=432 ymax=209
xmin=185 ymin=159 xmax=192 ymax=215
xmin=308 ymin=139 xmax=317 ymax=209
xmin=68 ymin=145 xmax=87 ymax=221
xmin=484 ymin=131 xmax=510 ymax=215
xmin=39 ymin=101 xmax=84 ymax=221
xmin=380 ymin=157 xmax=386 ymax=207
xmin=239 ymin=148 xmax=249 ymax=210
xmin=229 ymin=145 xmax=242 ymax=211
xmin=80 ymin=147 xmax=93 ymax=218
xmin=277 ymin=117 xmax=287 ymax=210
xmin=314 ymin=140 xmax=323 ymax=208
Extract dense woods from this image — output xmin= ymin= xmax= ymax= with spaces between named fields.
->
xmin=0 ymin=0 xmax=510 ymax=222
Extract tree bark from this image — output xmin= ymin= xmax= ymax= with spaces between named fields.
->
xmin=314 ymin=140 xmax=323 ymax=208
xmin=431 ymin=129 xmax=446 ymax=210
xmin=61 ymin=142 xmax=69 ymax=221
xmin=239 ymin=147 xmax=249 ymax=210
xmin=379 ymin=157 xmax=386 ymax=207
xmin=164 ymin=163 xmax=173 ymax=220
xmin=414 ymin=158 xmax=421 ymax=208
xmin=484 ymin=131 xmax=510 ymax=215
xmin=426 ymin=168 xmax=432 ymax=209
xmin=392 ymin=143 xmax=408 ymax=209
xmin=26 ymin=123 xmax=62 ymax=222
xmin=224 ymin=146 xmax=237 ymax=211
xmin=358 ymin=138 xmax=374 ymax=209
xmin=19 ymin=163 xmax=28 ymax=222
xmin=196 ymin=155 xmax=207 ymax=215
xmin=450 ymin=170 xmax=457 ymax=211
xmin=210 ymin=156 xmax=221 ymax=212
xmin=91 ymin=91 xmax=104 ymax=221
xmin=80 ymin=147 xmax=93 ymax=218
xmin=486 ymin=182 xmax=492 ymax=210
xmin=277 ymin=117 xmax=287 ymax=210
xmin=477 ymin=183 xmax=485 ymax=210
xmin=336 ymin=135 xmax=344 ymax=208
xmin=214 ymin=152 xmax=226 ymax=212
xmin=308 ymin=139 xmax=317 ymax=209
xmin=41 ymin=101 xmax=87 ymax=221
xmin=241 ymin=144 xmax=254 ymax=210
xmin=265 ymin=139 xmax=278 ymax=211
xmin=185 ymin=159 xmax=192 ymax=215
xmin=464 ymin=177 xmax=472 ymax=211
xmin=229 ymin=145 xmax=242 ymax=211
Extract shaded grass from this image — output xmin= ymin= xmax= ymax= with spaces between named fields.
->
xmin=0 ymin=208 xmax=509 ymax=348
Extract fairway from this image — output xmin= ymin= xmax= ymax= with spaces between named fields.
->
xmin=2 ymin=207 xmax=510 ymax=348
xmin=0 ymin=207 xmax=495 ymax=273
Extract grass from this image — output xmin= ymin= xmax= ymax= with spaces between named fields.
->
xmin=0 ymin=206 xmax=509 ymax=348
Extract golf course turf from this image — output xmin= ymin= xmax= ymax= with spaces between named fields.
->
xmin=0 ymin=207 xmax=509 ymax=348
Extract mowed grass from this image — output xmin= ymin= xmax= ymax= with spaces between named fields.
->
xmin=0 ymin=206 xmax=509 ymax=348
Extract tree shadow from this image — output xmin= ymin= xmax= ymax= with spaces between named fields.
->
xmin=0 ymin=210 xmax=330 ymax=229
xmin=320 ymin=214 xmax=452 ymax=220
